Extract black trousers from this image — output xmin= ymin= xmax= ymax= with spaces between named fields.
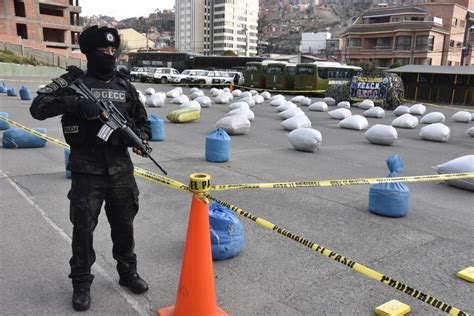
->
xmin=67 ymin=171 xmax=139 ymax=289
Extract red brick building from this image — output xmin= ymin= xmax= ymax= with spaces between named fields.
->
xmin=341 ymin=0 xmax=474 ymax=67
xmin=0 ymin=0 xmax=83 ymax=53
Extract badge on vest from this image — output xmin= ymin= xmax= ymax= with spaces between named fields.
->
xmin=63 ymin=125 xmax=79 ymax=134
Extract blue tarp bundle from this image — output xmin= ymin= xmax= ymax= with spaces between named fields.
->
xmin=148 ymin=114 xmax=164 ymax=141
xmin=2 ymin=127 xmax=48 ymax=148
xmin=19 ymin=86 xmax=32 ymax=100
xmin=205 ymin=128 xmax=230 ymax=162
xmin=368 ymin=155 xmax=410 ymax=217
xmin=0 ymin=112 xmax=10 ymax=130
xmin=209 ymin=202 xmax=244 ymax=260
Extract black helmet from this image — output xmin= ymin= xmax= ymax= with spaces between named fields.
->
xmin=79 ymin=25 xmax=120 ymax=54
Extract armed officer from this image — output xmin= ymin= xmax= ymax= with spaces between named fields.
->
xmin=30 ymin=25 xmax=151 ymax=312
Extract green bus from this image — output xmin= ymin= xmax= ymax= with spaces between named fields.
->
xmin=244 ymin=60 xmax=272 ymax=89
xmin=265 ymin=62 xmax=297 ymax=91
xmin=294 ymin=62 xmax=362 ymax=93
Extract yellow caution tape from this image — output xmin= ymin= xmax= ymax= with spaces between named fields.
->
xmin=0 ymin=116 xmax=69 ymax=148
xmin=201 ymin=192 xmax=469 ymax=316
xmin=421 ymin=101 xmax=474 ymax=113
xmin=210 ymin=173 xmax=474 ymax=191
xmin=1 ymin=115 xmax=469 ymax=315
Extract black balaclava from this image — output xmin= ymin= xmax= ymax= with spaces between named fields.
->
xmin=79 ymin=25 xmax=120 ymax=81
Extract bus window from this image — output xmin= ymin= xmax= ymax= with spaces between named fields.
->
xmin=267 ymin=66 xmax=283 ymax=74
xmin=288 ymin=66 xmax=296 ymax=76
xmin=246 ymin=64 xmax=259 ymax=72
xmin=318 ymin=67 xmax=328 ymax=79
xmin=297 ymin=66 xmax=314 ymax=75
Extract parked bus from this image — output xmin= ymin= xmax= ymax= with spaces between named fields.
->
xmin=244 ymin=60 xmax=272 ymax=89
xmin=294 ymin=62 xmax=362 ymax=93
xmin=265 ymin=62 xmax=297 ymax=91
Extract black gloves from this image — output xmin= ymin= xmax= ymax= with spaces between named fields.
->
xmin=77 ymin=98 xmax=101 ymax=119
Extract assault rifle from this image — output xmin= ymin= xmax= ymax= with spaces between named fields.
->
xmin=69 ymin=78 xmax=167 ymax=175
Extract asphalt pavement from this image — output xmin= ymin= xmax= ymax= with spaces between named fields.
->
xmin=0 ymin=76 xmax=473 ymax=315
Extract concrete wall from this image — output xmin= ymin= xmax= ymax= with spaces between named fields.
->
xmin=0 ymin=62 xmax=64 ymax=77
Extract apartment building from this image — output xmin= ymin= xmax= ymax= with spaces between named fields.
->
xmin=0 ymin=0 xmax=82 ymax=51
xmin=175 ymin=0 xmax=259 ymax=56
xmin=340 ymin=0 xmax=474 ymax=67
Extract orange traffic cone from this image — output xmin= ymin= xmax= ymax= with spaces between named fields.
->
xmin=158 ymin=174 xmax=228 ymax=316
xmin=229 ymin=83 xmax=233 ymax=93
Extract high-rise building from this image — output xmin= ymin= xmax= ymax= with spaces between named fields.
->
xmin=175 ymin=0 xmax=259 ymax=56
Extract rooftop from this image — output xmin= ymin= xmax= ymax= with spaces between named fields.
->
xmin=342 ymin=21 xmax=449 ymax=35
xmin=387 ymin=65 xmax=474 ymax=75
xmin=362 ymin=6 xmax=426 ymax=18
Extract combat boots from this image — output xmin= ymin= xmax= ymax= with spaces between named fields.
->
xmin=72 ymin=287 xmax=90 ymax=311
xmin=119 ymin=272 xmax=149 ymax=294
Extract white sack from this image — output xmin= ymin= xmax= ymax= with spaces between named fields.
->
xmin=270 ymin=98 xmax=286 ymax=107
xmin=420 ymin=112 xmax=445 ymax=124
xmin=194 ymin=96 xmax=212 ymax=108
xmin=145 ymin=87 xmax=155 ymax=96
xmin=410 ymin=103 xmax=426 ymax=115
xmin=365 ymin=124 xmax=398 ymax=146
xmin=328 ymin=108 xmax=352 ymax=120
xmin=279 ymin=107 xmax=304 ymax=120
xmin=281 ymin=114 xmax=312 ymax=131
xmin=337 ymin=101 xmax=351 ymax=109
xmin=393 ymin=105 xmax=410 ymax=116
xmin=291 ymin=95 xmax=305 ymax=103
xmin=391 ymin=114 xmax=419 ymax=129
xmin=309 ymin=101 xmax=328 ymax=112
xmin=145 ymin=94 xmax=164 ymax=107
xmin=172 ymin=94 xmax=189 ymax=104
xmin=435 ymin=155 xmax=474 ymax=191
xmin=338 ymin=115 xmax=369 ymax=130
xmin=288 ymin=128 xmax=322 ymax=152
xmin=276 ymin=101 xmax=297 ymax=112
xmin=232 ymin=89 xmax=242 ymax=97
xmin=323 ymin=97 xmax=336 ymax=106
xmin=260 ymin=91 xmax=271 ymax=100
xmin=299 ymin=97 xmax=312 ymax=106
xmin=214 ymin=94 xmax=230 ymax=104
xmin=466 ymin=127 xmax=474 ymax=137
xmin=359 ymin=99 xmax=374 ymax=110
xmin=179 ymin=100 xmax=201 ymax=110
xmin=363 ymin=106 xmax=385 ymax=118
xmin=240 ymin=91 xmax=252 ymax=99
xmin=228 ymin=101 xmax=250 ymax=111
xmin=452 ymin=111 xmax=472 ymax=123
xmin=216 ymin=115 xmax=251 ymax=135
xmin=212 ymin=89 xmax=224 ymax=97
xmin=419 ymin=123 xmax=450 ymax=142
xmin=227 ymin=107 xmax=255 ymax=121
xmin=240 ymin=96 xmax=256 ymax=107
xmin=249 ymin=89 xmax=258 ymax=96
xmin=189 ymin=90 xmax=204 ymax=100
xmin=253 ymin=95 xmax=265 ymax=104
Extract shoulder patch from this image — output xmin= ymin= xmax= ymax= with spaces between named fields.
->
xmin=52 ymin=77 xmax=69 ymax=88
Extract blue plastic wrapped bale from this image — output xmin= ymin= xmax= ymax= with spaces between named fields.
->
xmin=368 ymin=155 xmax=410 ymax=217
xmin=205 ymin=128 xmax=230 ymax=163
xmin=7 ymin=88 xmax=17 ymax=97
xmin=148 ymin=114 xmax=165 ymax=141
xmin=64 ymin=148 xmax=72 ymax=179
xmin=19 ymin=86 xmax=32 ymax=100
xmin=209 ymin=202 xmax=244 ymax=260
xmin=0 ymin=112 xmax=10 ymax=130
xmin=2 ymin=127 xmax=48 ymax=148
xmin=0 ymin=83 xmax=6 ymax=93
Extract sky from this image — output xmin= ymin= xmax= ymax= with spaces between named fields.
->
xmin=80 ymin=0 xmax=175 ymax=20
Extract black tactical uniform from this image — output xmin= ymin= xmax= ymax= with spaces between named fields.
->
xmin=30 ymin=25 xmax=150 ymax=311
